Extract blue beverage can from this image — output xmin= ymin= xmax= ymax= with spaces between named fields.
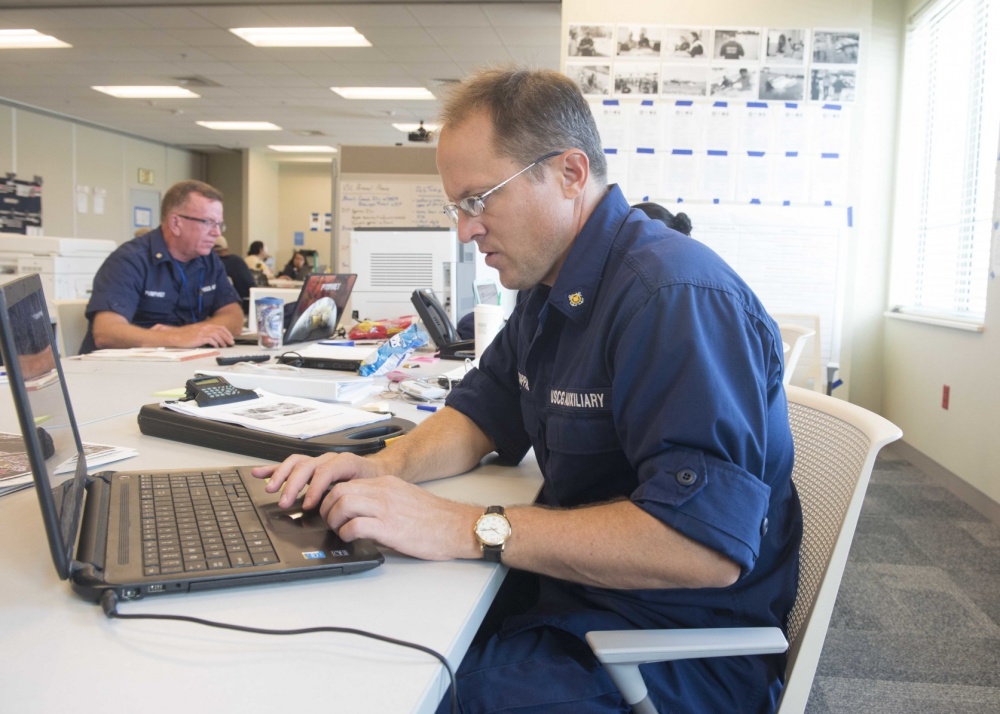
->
xmin=255 ymin=297 xmax=284 ymax=349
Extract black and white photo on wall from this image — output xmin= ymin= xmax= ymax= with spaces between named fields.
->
xmin=566 ymin=62 xmax=612 ymax=96
xmin=765 ymin=28 xmax=808 ymax=63
xmin=714 ymin=28 xmax=762 ymax=62
xmin=613 ymin=62 xmax=661 ymax=95
xmin=616 ymin=24 xmax=663 ymax=57
xmin=567 ymin=23 xmax=614 ymax=57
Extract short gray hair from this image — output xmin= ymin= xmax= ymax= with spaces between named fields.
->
xmin=160 ymin=180 xmax=224 ymax=222
xmin=439 ymin=66 xmax=607 ymax=184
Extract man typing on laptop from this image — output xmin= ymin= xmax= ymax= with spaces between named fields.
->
xmin=79 ymin=180 xmax=243 ymax=354
xmin=254 ymin=67 xmax=801 ymax=714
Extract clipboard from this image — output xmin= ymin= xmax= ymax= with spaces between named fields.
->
xmin=137 ymin=404 xmax=413 ymax=461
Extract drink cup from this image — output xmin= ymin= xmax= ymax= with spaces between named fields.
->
xmin=474 ymin=304 xmax=505 ymax=359
xmin=255 ymin=297 xmax=284 ymax=349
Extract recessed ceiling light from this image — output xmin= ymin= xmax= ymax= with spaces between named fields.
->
xmin=267 ymin=145 xmax=338 ymax=153
xmin=392 ymin=122 xmax=441 ymax=133
xmin=0 ymin=29 xmax=71 ymax=49
xmin=93 ymin=86 xmax=200 ymax=99
xmin=230 ymin=27 xmax=370 ymax=48
xmin=196 ymin=121 xmax=282 ymax=131
xmin=331 ymin=87 xmax=436 ymax=101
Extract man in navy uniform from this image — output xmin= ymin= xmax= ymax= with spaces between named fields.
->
xmin=255 ymin=67 xmax=801 ymax=713
xmin=80 ymin=180 xmax=243 ymax=354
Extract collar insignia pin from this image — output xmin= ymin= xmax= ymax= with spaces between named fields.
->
xmin=568 ymin=292 xmax=584 ymax=307
xmin=155 ymin=252 xmax=163 ymax=259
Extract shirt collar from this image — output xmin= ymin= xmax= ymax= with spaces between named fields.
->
xmin=145 ymin=227 xmax=174 ymax=265
xmin=547 ymin=184 xmax=630 ymax=325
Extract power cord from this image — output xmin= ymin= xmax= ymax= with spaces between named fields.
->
xmin=100 ymin=589 xmax=460 ymax=714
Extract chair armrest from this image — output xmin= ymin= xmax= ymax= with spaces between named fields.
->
xmin=586 ymin=627 xmax=788 ymax=665
xmin=585 ymin=628 xmax=789 ymax=713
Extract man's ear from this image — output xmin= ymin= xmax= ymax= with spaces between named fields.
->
xmin=559 ymin=149 xmax=590 ymax=198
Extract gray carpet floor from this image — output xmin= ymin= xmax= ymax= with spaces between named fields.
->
xmin=805 ymin=446 xmax=1000 ymax=713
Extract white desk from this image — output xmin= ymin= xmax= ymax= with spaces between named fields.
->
xmin=0 ymin=348 xmax=541 ymax=713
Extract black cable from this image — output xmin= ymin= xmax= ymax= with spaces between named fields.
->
xmin=100 ymin=590 xmax=460 ymax=714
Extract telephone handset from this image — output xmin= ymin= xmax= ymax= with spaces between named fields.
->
xmin=410 ymin=288 xmax=474 ymax=360
xmin=184 ymin=375 xmax=259 ymax=408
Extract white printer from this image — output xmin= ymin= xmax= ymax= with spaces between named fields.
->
xmin=0 ymin=235 xmax=115 ymax=311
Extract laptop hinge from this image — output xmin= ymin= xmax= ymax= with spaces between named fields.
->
xmin=75 ymin=472 xmax=112 ymax=574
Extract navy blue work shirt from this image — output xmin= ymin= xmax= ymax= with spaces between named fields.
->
xmin=446 ymin=185 xmax=802 ymax=705
xmin=80 ymin=227 xmax=240 ymax=354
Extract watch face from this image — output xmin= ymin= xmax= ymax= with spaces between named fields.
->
xmin=476 ymin=513 xmax=511 ymax=546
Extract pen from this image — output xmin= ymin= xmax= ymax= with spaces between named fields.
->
xmin=416 ymin=404 xmax=438 ymax=413
xmin=319 ymin=340 xmax=355 ymax=346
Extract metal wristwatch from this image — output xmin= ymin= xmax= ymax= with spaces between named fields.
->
xmin=474 ymin=505 xmax=511 ymax=563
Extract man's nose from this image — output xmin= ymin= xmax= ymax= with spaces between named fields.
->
xmin=456 ymin=212 xmax=483 ymax=244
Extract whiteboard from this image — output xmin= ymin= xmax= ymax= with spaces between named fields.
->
xmin=336 ymin=177 xmax=449 ymax=272
xmin=682 ymin=203 xmax=848 ymax=375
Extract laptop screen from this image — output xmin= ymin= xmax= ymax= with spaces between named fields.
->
xmin=284 ymin=273 xmax=357 ymax=344
xmin=0 ymin=274 xmax=87 ymax=577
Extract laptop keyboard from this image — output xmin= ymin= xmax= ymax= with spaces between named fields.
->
xmin=139 ymin=470 xmax=278 ymax=576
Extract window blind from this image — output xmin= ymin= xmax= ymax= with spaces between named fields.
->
xmin=889 ymin=0 xmax=999 ymax=325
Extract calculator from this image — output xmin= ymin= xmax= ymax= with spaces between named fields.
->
xmin=183 ymin=375 xmax=259 ymax=408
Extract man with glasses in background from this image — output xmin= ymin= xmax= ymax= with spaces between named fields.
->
xmin=80 ymin=180 xmax=243 ymax=354
xmin=255 ymin=67 xmax=800 ymax=713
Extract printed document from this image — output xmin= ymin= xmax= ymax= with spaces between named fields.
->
xmin=160 ymin=390 xmax=390 ymax=439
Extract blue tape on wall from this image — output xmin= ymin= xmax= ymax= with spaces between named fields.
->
xmin=747 ymin=102 xmax=768 ymax=109
xmin=637 ymin=147 xmax=655 ymax=154
xmin=707 ymin=150 xmax=728 ymax=156
xmin=603 ymin=99 xmax=620 ymax=105
xmin=671 ymin=149 xmax=694 ymax=155
xmin=675 ymin=100 xmax=693 ymax=106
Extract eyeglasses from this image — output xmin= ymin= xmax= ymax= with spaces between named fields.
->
xmin=176 ymin=214 xmax=226 ymax=232
xmin=442 ymin=150 xmax=563 ymax=224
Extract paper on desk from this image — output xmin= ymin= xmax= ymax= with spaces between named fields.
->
xmin=160 ymin=389 xmax=389 ymax=439
xmin=0 ymin=433 xmax=138 ymax=497
xmin=78 ymin=347 xmax=220 ymax=362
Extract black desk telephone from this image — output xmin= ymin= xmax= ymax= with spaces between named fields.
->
xmin=184 ymin=375 xmax=259 ymax=408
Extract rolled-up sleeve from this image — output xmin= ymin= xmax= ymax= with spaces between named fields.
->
xmin=612 ymin=282 xmax=780 ymax=575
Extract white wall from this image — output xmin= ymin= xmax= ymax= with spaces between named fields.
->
xmin=566 ymin=0 xmax=998 ymax=506
xmin=0 ymin=102 xmax=204 ymax=244
xmin=880 ymin=0 xmax=1000 ymax=504
xmin=565 ymin=0 xmax=902 ymax=408
xmin=277 ymin=161 xmax=334 ymax=269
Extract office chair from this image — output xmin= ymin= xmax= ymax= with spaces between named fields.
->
xmin=778 ymin=323 xmax=817 ymax=387
xmin=587 ymin=385 xmax=902 ymax=714
xmin=52 ymin=299 xmax=89 ymax=357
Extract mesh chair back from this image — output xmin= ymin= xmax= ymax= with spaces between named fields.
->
xmin=778 ymin=386 xmax=901 ymax=713
xmin=785 ymin=402 xmax=870 ymax=644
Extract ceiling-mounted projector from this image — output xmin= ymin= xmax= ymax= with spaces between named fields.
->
xmin=408 ymin=121 xmax=432 ymax=143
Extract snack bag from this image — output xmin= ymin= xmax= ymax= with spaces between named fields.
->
xmin=348 ymin=316 xmax=415 ymax=341
xmin=358 ymin=324 xmax=429 ymax=377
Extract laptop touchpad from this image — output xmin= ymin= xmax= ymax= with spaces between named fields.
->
xmin=262 ymin=502 xmax=329 ymax=532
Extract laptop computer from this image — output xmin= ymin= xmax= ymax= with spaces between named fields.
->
xmin=0 ymin=273 xmax=382 ymax=603
xmin=237 ymin=273 xmax=357 ymax=346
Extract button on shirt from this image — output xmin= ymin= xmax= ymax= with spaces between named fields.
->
xmin=446 ymin=185 xmax=802 ymax=702
xmin=80 ymin=227 xmax=240 ymax=354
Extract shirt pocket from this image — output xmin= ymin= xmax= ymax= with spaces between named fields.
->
xmin=543 ymin=411 xmax=634 ymax=506
xmin=135 ymin=293 xmax=176 ymax=324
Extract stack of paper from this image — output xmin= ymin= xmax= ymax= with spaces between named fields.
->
xmin=194 ymin=365 xmax=376 ymax=404
xmin=78 ymin=348 xmax=220 ymax=362
xmin=160 ymin=390 xmax=390 ymax=440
